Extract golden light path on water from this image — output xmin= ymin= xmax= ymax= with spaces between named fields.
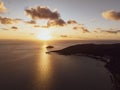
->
xmin=35 ymin=42 xmax=53 ymax=90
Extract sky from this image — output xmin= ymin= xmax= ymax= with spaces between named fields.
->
xmin=0 ymin=0 xmax=120 ymax=40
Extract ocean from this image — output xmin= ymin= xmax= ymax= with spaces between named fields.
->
xmin=0 ymin=40 xmax=120 ymax=90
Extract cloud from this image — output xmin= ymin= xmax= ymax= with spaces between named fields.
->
xmin=105 ymin=30 xmax=120 ymax=34
xmin=25 ymin=6 xmax=60 ymax=20
xmin=60 ymin=35 xmax=68 ymax=38
xmin=11 ymin=26 xmax=18 ymax=30
xmin=34 ymin=25 xmax=40 ymax=28
xmin=0 ymin=16 xmax=18 ymax=24
xmin=1 ymin=28 xmax=8 ymax=30
xmin=33 ymin=19 xmax=66 ymax=28
xmin=101 ymin=30 xmax=120 ymax=34
xmin=95 ymin=28 xmax=120 ymax=34
xmin=29 ymin=33 xmax=35 ymax=35
xmin=73 ymin=26 xmax=78 ymax=30
xmin=67 ymin=20 xmax=77 ymax=24
xmin=33 ymin=25 xmax=48 ymax=28
xmin=102 ymin=10 xmax=120 ymax=21
xmin=25 ymin=20 xmax=36 ymax=24
xmin=0 ymin=1 xmax=7 ymax=13
xmin=47 ymin=19 xmax=66 ymax=27
xmin=73 ymin=24 xmax=90 ymax=33
xmin=25 ymin=5 xmax=67 ymax=27
xmin=81 ymin=27 xmax=90 ymax=33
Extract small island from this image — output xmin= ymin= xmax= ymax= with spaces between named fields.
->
xmin=50 ymin=43 xmax=120 ymax=89
xmin=46 ymin=45 xmax=54 ymax=49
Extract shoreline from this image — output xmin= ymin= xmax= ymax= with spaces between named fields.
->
xmin=49 ymin=43 xmax=120 ymax=90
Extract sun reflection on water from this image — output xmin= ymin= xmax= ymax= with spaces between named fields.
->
xmin=35 ymin=42 xmax=53 ymax=90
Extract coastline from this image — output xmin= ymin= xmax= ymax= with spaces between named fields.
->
xmin=49 ymin=43 xmax=120 ymax=90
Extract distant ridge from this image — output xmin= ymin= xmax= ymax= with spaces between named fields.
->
xmin=51 ymin=43 xmax=120 ymax=57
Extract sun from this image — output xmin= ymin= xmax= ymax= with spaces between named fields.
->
xmin=37 ymin=31 xmax=52 ymax=41
xmin=39 ymin=34 xmax=52 ymax=40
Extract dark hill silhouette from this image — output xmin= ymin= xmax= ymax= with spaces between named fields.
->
xmin=50 ymin=43 xmax=120 ymax=90
xmin=51 ymin=43 xmax=120 ymax=57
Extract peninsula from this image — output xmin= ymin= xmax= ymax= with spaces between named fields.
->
xmin=50 ymin=43 xmax=120 ymax=89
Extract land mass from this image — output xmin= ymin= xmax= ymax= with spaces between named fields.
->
xmin=50 ymin=43 xmax=120 ymax=89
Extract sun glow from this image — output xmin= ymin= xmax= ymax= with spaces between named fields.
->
xmin=37 ymin=31 xmax=52 ymax=40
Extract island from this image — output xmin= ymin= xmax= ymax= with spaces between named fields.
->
xmin=50 ymin=43 xmax=120 ymax=90
xmin=46 ymin=45 xmax=54 ymax=49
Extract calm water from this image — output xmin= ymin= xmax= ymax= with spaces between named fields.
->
xmin=0 ymin=40 xmax=120 ymax=90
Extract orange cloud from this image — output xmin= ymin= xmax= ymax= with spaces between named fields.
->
xmin=60 ymin=35 xmax=68 ymax=38
xmin=0 ymin=1 xmax=7 ymax=13
xmin=1 ymin=28 xmax=8 ymax=30
xmin=25 ymin=20 xmax=36 ymax=24
xmin=73 ymin=27 xmax=77 ymax=29
xmin=34 ymin=25 xmax=41 ymax=28
xmin=29 ymin=33 xmax=35 ymax=35
xmin=0 ymin=16 xmax=18 ymax=24
xmin=102 ymin=10 xmax=120 ymax=21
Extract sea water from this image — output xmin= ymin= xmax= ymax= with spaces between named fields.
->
xmin=0 ymin=40 xmax=120 ymax=90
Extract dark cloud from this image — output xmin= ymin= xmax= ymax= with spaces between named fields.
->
xmin=81 ymin=27 xmax=90 ymax=33
xmin=102 ymin=30 xmax=120 ymax=34
xmin=0 ymin=16 xmax=18 ymax=24
xmin=102 ymin=10 xmax=120 ymax=21
xmin=25 ymin=6 xmax=67 ymax=27
xmin=25 ymin=6 xmax=60 ymax=20
xmin=25 ymin=20 xmax=36 ymax=24
xmin=95 ymin=28 xmax=120 ymax=34
xmin=47 ymin=19 xmax=66 ymax=27
xmin=11 ymin=26 xmax=18 ymax=30
xmin=105 ymin=30 xmax=120 ymax=34
xmin=67 ymin=20 xmax=77 ymax=24
xmin=73 ymin=25 xmax=90 ymax=33
xmin=33 ymin=19 xmax=66 ymax=28
xmin=0 ymin=1 xmax=7 ymax=13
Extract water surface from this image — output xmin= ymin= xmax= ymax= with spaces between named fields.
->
xmin=0 ymin=40 xmax=119 ymax=90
